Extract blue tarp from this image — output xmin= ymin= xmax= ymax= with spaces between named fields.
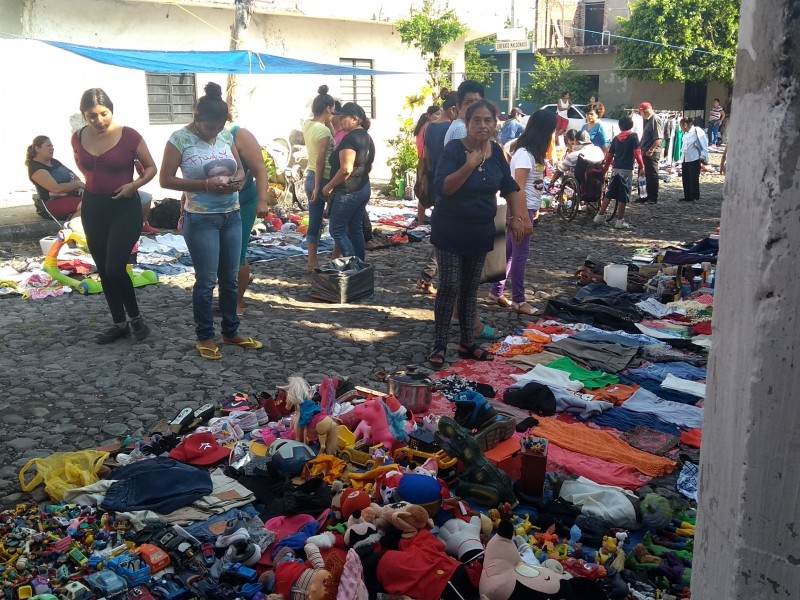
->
xmin=46 ymin=40 xmax=409 ymax=76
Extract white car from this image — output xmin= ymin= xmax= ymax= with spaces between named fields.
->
xmin=526 ymin=104 xmax=619 ymax=139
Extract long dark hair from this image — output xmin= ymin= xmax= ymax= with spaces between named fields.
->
xmin=25 ymin=135 xmax=49 ymax=166
xmin=195 ymin=82 xmax=230 ymax=123
xmin=511 ymin=109 xmax=557 ymax=162
xmin=80 ymin=88 xmax=114 ymax=114
xmin=413 ymin=105 xmax=442 ymax=136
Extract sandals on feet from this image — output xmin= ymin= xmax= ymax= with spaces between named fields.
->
xmin=511 ymin=301 xmax=539 ymax=315
xmin=428 ymin=347 xmax=446 ymax=369
xmin=487 ymin=293 xmax=512 ymax=308
xmin=222 ymin=337 xmax=264 ymax=350
xmin=196 ymin=345 xmax=222 ymax=360
xmin=415 ymin=279 xmax=437 ymax=295
xmin=457 ymin=343 xmax=494 ymax=361
xmin=475 ymin=325 xmax=502 ymax=341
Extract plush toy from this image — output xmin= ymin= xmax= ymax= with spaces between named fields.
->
xmin=271 ymin=542 xmax=331 ymax=600
xmin=330 ymin=481 xmax=346 ymax=519
xmin=340 ymin=488 xmax=372 ymax=521
xmin=632 ymin=543 xmax=662 ymax=565
xmin=437 ymin=516 xmax=484 ymax=563
xmin=374 ymin=501 xmax=432 ymax=538
xmin=480 ymin=519 xmax=578 ymax=600
xmin=372 ymin=470 xmax=403 ymax=504
xmin=284 ymin=377 xmax=338 ymax=455
xmin=343 ymin=511 xmax=381 ymax=552
xmin=352 ymin=399 xmax=408 ymax=452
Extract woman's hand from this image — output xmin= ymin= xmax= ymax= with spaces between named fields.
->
xmin=256 ymin=199 xmax=269 ymax=219
xmin=321 ymin=184 xmax=333 ymax=197
xmin=310 ymin=189 xmax=320 ymax=203
xmin=465 ymin=148 xmax=484 ymax=170
xmin=112 ymin=182 xmax=138 ymax=199
xmin=509 ymin=215 xmax=533 ymax=244
xmin=206 ymin=176 xmax=232 ymax=194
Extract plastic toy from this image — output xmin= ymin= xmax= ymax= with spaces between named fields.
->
xmin=127 ymin=586 xmax=158 ymax=600
xmin=336 ymin=425 xmax=383 ymax=470
xmin=60 ymin=582 xmax=93 ymax=600
xmin=43 ymin=225 xmax=158 ymax=295
xmin=151 ymin=577 xmax=191 ymax=600
xmin=84 ymin=571 xmax=127 ymax=599
xmin=267 ymin=439 xmax=316 ymax=477
xmin=352 ymin=399 xmax=408 ymax=452
xmin=136 ymin=544 xmax=170 ymax=573
xmin=283 ymin=377 xmax=339 ymax=455
xmin=221 ymin=563 xmax=257 ymax=582
xmin=107 ymin=555 xmax=151 ymax=587
xmin=347 ymin=464 xmax=401 ymax=491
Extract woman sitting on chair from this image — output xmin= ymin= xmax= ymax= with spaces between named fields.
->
xmin=26 ymin=135 xmax=84 ymax=219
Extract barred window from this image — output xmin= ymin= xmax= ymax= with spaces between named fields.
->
xmin=146 ymin=73 xmax=197 ymax=124
xmin=339 ymin=58 xmax=375 ymax=118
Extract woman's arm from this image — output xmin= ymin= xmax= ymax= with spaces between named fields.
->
xmin=30 ymin=169 xmax=84 ymax=195
xmin=311 ymin=135 xmax=330 ymax=202
xmin=504 ymin=187 xmax=533 ymax=244
xmin=321 ymin=148 xmax=356 ymax=196
xmin=441 ymin=146 xmax=484 ymax=195
xmin=112 ymin=139 xmax=157 ymax=199
xmin=235 ymin=128 xmax=270 ymax=216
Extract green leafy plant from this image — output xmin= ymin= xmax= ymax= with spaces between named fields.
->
xmin=396 ymin=0 xmax=466 ymax=100
xmin=261 ymin=148 xmax=279 ymax=180
xmin=465 ymin=41 xmax=497 ymax=88
xmin=386 ymin=117 xmax=418 ymax=197
xmin=519 ymin=54 xmax=594 ymax=110
xmin=615 ymin=0 xmax=739 ymax=85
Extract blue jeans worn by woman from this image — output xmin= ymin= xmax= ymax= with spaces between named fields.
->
xmin=183 ymin=210 xmax=242 ymax=341
xmin=328 ymin=182 xmax=371 ymax=260
xmin=304 ymin=171 xmax=330 ymax=245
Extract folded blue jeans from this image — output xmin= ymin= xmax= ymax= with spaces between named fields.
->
xmin=183 ymin=210 xmax=242 ymax=341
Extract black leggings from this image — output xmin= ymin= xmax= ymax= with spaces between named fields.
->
xmin=434 ymin=249 xmax=486 ymax=349
xmin=81 ymin=192 xmax=142 ymax=324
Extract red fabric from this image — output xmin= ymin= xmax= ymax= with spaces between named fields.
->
xmin=376 ymin=530 xmax=459 ymax=600
xmin=680 ymin=429 xmax=702 ymax=448
xmin=56 ymin=260 xmax=93 ymax=275
xmin=546 ymin=443 xmax=652 ymax=490
xmin=427 ymin=357 xmax=524 ymax=417
xmin=44 ymin=195 xmax=82 ymax=218
xmin=556 ymin=115 xmax=569 ymax=132
xmin=691 ymin=322 xmax=712 ymax=336
xmin=72 ymin=126 xmax=142 ymax=195
xmin=273 ymin=561 xmax=307 ymax=598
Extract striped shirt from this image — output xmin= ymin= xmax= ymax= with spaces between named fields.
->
xmin=709 ymin=106 xmax=723 ymax=122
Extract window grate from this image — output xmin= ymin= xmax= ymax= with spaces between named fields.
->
xmin=338 ymin=58 xmax=375 ymax=119
xmin=146 ymin=73 xmax=197 ymax=124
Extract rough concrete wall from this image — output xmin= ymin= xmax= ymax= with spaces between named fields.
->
xmin=692 ymin=0 xmax=800 ymax=598
xmin=0 ymin=0 xmax=24 ymax=35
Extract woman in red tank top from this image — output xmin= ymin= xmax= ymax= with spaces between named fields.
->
xmin=72 ymin=88 xmax=157 ymax=344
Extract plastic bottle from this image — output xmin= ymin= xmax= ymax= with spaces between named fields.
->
xmin=638 ymin=178 xmax=648 ymax=199
xmin=681 ymin=279 xmax=692 ymax=298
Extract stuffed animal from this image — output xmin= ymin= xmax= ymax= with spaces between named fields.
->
xmin=271 ymin=542 xmax=331 ymax=600
xmin=372 ymin=469 xmax=403 ymax=504
xmin=374 ymin=501 xmax=432 ymax=537
xmin=283 ymin=377 xmax=338 ymax=455
xmin=437 ymin=515 xmax=484 ymax=563
xmin=480 ymin=519 xmax=578 ymax=600
xmin=343 ymin=511 xmax=381 ymax=552
xmin=352 ymin=399 xmax=408 ymax=452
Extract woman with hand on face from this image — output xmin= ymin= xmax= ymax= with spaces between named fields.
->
xmin=302 ymin=85 xmax=336 ymax=272
xmin=321 ymin=102 xmax=375 ymax=261
xmin=160 ymin=82 xmax=262 ymax=360
xmin=428 ymin=99 xmax=532 ymax=367
xmin=580 ymin=103 xmax=610 ymax=153
xmin=27 ymin=135 xmax=85 ymax=219
xmin=71 ymin=88 xmax=157 ymax=344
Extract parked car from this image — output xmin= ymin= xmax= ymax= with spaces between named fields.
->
xmin=527 ymin=104 xmax=619 ymax=139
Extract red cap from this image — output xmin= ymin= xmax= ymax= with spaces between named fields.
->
xmin=168 ymin=432 xmax=231 ymax=466
xmin=340 ymin=489 xmax=371 ymax=520
xmin=638 ymin=102 xmax=652 ymax=112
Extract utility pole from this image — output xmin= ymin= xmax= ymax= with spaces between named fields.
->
xmin=227 ymin=0 xmax=255 ymax=116
xmin=508 ymin=0 xmax=517 ymax=115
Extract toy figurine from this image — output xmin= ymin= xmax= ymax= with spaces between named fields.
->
xmin=283 ymin=377 xmax=338 ymax=455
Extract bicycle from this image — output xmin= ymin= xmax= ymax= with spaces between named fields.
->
xmin=554 ymin=155 xmax=617 ymax=223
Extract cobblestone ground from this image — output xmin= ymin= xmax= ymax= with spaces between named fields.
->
xmin=0 ymin=168 xmax=724 ymax=505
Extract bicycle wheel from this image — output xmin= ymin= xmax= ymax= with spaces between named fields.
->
xmin=604 ymin=196 xmax=619 ymax=222
xmin=556 ymin=177 xmax=580 ymax=221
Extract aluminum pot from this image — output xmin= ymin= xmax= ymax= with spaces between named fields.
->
xmin=387 ymin=369 xmax=436 ymax=413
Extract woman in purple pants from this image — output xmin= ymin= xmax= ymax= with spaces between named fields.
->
xmin=488 ymin=109 xmax=557 ymax=315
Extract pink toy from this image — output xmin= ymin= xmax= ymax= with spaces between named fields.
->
xmin=353 ymin=399 xmax=407 ymax=452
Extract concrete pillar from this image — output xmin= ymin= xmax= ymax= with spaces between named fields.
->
xmin=692 ymin=0 xmax=800 ymax=598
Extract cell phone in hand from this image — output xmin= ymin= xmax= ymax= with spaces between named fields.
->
xmin=228 ymin=178 xmax=242 ymax=185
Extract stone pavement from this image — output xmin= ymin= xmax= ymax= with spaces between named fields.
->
xmin=0 ymin=172 xmax=724 ymax=505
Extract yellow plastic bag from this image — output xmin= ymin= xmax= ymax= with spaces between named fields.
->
xmin=19 ymin=450 xmax=110 ymax=501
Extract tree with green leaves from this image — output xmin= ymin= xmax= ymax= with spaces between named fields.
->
xmin=519 ymin=54 xmax=594 ymax=110
xmin=615 ymin=0 xmax=739 ymax=84
xmin=465 ymin=41 xmax=496 ymax=88
xmin=395 ymin=0 xmax=466 ymax=100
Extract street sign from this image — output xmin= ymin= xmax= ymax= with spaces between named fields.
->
xmin=495 ymin=40 xmax=530 ymax=51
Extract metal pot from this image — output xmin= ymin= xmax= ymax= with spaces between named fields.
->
xmin=387 ymin=368 xmax=437 ymax=413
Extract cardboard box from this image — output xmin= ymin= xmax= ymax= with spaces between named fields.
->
xmin=484 ymin=437 xmax=522 ymax=482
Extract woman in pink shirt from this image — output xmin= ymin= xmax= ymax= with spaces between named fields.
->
xmin=72 ymin=88 xmax=157 ymax=344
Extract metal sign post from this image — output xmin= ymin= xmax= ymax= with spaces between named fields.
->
xmin=496 ymin=29 xmax=529 ymax=116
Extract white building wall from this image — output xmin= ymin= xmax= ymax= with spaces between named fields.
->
xmin=3 ymin=0 xmax=449 ymax=205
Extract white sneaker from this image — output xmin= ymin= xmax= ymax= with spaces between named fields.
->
xmin=593 ymin=214 xmax=606 ymax=224
xmin=613 ymin=219 xmax=632 ymax=229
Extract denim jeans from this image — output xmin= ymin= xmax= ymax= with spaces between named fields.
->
xmin=183 ymin=210 xmax=242 ymax=341
xmin=706 ymin=121 xmax=721 ymax=146
xmin=328 ymin=182 xmax=371 ymax=260
xmin=304 ymin=171 xmax=330 ymax=245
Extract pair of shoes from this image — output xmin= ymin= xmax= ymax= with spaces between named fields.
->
xmin=428 ymin=347 xmax=446 ymax=369
xmin=593 ymin=214 xmax=607 ymax=224
xmin=613 ymin=219 xmax=633 ymax=229
xmin=475 ymin=324 xmax=502 ymax=341
xmin=216 ymin=518 xmax=251 ymax=548
xmin=632 ymin=197 xmax=647 ymax=204
xmin=487 ymin=293 xmax=512 ymax=308
xmin=511 ymin=301 xmax=538 ymax=315
xmin=222 ymin=337 xmax=263 ymax=350
xmin=141 ymin=221 xmax=159 ymax=235
xmin=415 ymin=279 xmax=437 ymax=295
xmin=196 ymin=345 xmax=222 ymax=360
xmin=96 ymin=324 xmax=131 ymax=344
xmin=224 ymin=539 xmax=261 ymax=566
xmin=678 ymin=197 xmax=694 ymax=202
xmin=457 ymin=343 xmax=494 ymax=361
xmin=130 ymin=315 xmax=150 ymax=341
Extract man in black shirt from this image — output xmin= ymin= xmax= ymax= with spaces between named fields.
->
xmin=636 ymin=102 xmax=664 ymax=204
